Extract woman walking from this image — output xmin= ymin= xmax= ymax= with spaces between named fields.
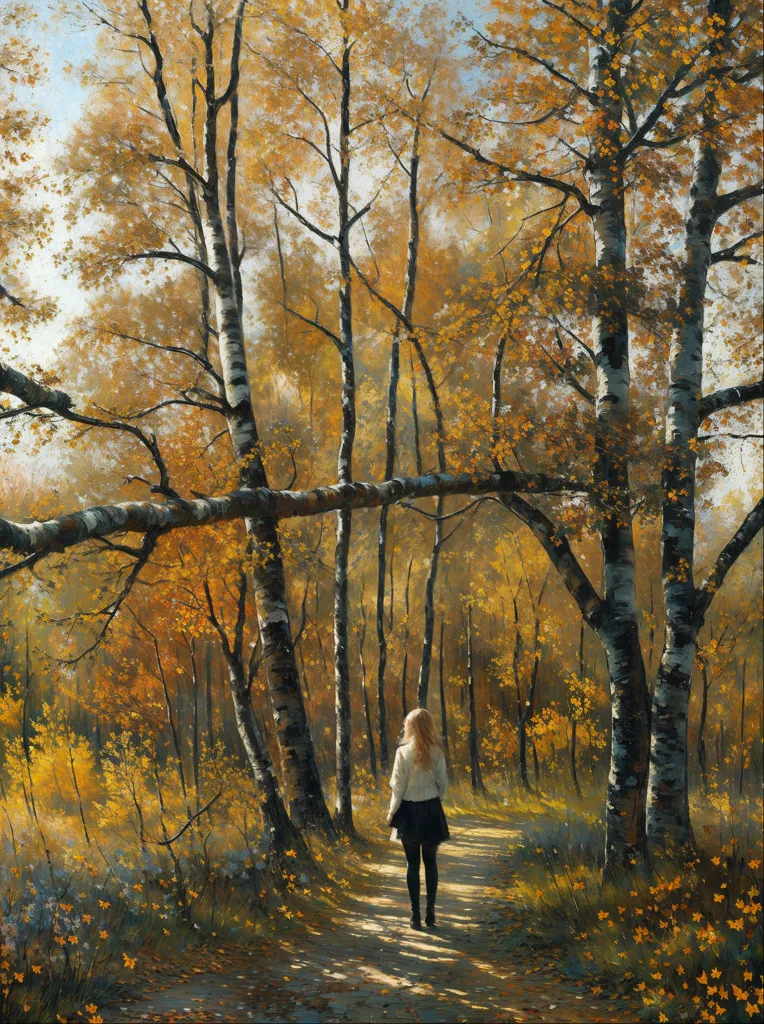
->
xmin=386 ymin=708 xmax=450 ymax=930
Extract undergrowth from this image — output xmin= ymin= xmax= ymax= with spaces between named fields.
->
xmin=2 ymin=738 xmax=761 ymax=1024
xmin=491 ymin=785 xmax=764 ymax=1023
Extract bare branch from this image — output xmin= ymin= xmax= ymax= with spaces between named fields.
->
xmin=152 ymin=788 xmax=222 ymax=845
xmin=0 ymin=359 xmax=177 ymax=495
xmin=540 ymin=0 xmax=594 ymax=37
xmin=439 ymin=129 xmax=596 ymax=215
xmin=0 ymin=551 xmax=48 ymax=581
xmin=710 ymin=230 xmax=763 ymax=265
xmin=121 ymin=250 xmax=218 ymax=282
xmin=203 ymin=579 xmax=231 ymax=659
xmin=698 ymin=379 xmax=763 ymax=421
xmin=281 ymin=303 xmax=342 ymax=350
xmin=715 ymin=179 xmax=764 ymax=217
xmin=58 ymin=529 xmax=160 ymax=664
xmin=696 ymin=498 xmax=764 ymax=622
xmin=0 ymin=470 xmax=588 ymax=559
xmin=470 ymin=24 xmax=596 ymax=101
xmin=537 ymin=335 xmax=595 ymax=403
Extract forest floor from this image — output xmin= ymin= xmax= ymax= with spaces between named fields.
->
xmin=105 ymin=813 xmax=632 ymax=1024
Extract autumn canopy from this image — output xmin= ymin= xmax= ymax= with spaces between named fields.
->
xmin=0 ymin=0 xmax=762 ymax=896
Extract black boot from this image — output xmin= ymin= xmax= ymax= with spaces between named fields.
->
xmin=410 ymin=903 xmax=422 ymax=930
xmin=425 ymin=900 xmax=436 ymax=928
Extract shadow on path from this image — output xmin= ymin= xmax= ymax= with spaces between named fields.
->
xmin=109 ymin=816 xmax=630 ymax=1023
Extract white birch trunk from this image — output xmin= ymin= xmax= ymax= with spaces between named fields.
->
xmin=198 ymin=27 xmax=333 ymax=834
xmin=647 ymin=0 xmax=729 ymax=852
xmin=332 ymin=31 xmax=356 ymax=832
xmin=587 ymin=1 xmax=650 ymax=878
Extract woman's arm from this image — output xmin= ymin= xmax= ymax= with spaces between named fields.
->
xmin=435 ymin=749 xmax=448 ymax=802
xmin=387 ymin=746 xmax=409 ymax=822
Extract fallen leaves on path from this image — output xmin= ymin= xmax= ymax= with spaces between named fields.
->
xmin=106 ymin=817 xmax=632 ymax=1023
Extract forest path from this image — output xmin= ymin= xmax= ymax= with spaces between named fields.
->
xmin=110 ymin=815 xmax=627 ymax=1024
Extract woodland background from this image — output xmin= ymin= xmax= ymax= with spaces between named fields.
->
xmin=0 ymin=0 xmax=762 ymax=1022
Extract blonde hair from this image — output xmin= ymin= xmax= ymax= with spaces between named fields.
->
xmin=402 ymin=708 xmax=443 ymax=766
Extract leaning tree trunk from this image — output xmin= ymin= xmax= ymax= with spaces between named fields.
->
xmin=414 ymin=335 xmax=448 ymax=709
xmin=587 ymin=1 xmax=650 ymax=878
xmin=697 ymin=662 xmax=711 ymax=792
xmin=647 ymin=0 xmax=729 ymax=853
xmin=332 ymin=31 xmax=357 ymax=833
xmin=511 ymin=594 xmax=531 ymax=790
xmin=466 ymin=605 xmax=486 ymax=793
xmin=376 ymin=117 xmax=422 ymax=770
xmin=438 ymin=614 xmax=452 ymax=779
xmin=222 ymin=646 xmax=306 ymax=855
xmin=197 ymin=22 xmax=332 ymax=834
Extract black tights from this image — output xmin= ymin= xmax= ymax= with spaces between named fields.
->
xmin=402 ymin=839 xmax=438 ymax=907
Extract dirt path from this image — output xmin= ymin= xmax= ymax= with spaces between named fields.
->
xmin=109 ymin=816 xmax=629 ymax=1023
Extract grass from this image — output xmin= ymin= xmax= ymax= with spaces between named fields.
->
xmin=487 ymin=784 xmax=764 ymax=1023
xmin=0 ymin=768 xmax=395 ymax=1023
xmin=2 ymin=749 xmax=761 ymax=1024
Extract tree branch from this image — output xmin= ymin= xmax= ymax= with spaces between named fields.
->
xmin=0 ymin=360 xmax=176 ymax=495
xmin=620 ymin=62 xmax=693 ymax=163
xmin=58 ymin=528 xmax=161 ymax=664
xmin=710 ymin=230 xmax=763 ymax=265
xmin=0 ymin=470 xmax=587 ymax=558
xmin=695 ymin=498 xmax=764 ymax=622
xmin=270 ymin=188 xmax=337 ymax=244
xmin=121 ymin=250 xmax=218 ymax=282
xmin=281 ymin=302 xmax=342 ymax=350
xmin=439 ymin=129 xmax=596 ymax=215
xmin=698 ymin=379 xmax=763 ymax=421
xmin=469 ymin=24 xmax=596 ymax=101
xmin=152 ymin=788 xmax=222 ymax=845
xmin=0 ymin=360 xmax=72 ymax=413
xmin=715 ymin=180 xmax=764 ymax=217
xmin=497 ymin=493 xmax=604 ymax=629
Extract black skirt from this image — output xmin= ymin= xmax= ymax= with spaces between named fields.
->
xmin=390 ymin=797 xmax=450 ymax=845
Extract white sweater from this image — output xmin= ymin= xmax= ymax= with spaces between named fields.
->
xmin=388 ymin=741 xmax=448 ymax=817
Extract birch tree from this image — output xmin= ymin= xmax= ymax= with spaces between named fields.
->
xmin=1 ymin=0 xmax=760 ymax=882
xmin=440 ymin=0 xmax=762 ymax=873
xmin=61 ymin=0 xmax=334 ymax=833
xmin=646 ymin=0 xmax=763 ymax=852
xmin=256 ymin=0 xmax=400 ymax=831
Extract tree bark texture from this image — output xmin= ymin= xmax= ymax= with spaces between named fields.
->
xmin=377 ymin=115 xmax=423 ymax=763
xmin=0 ymin=469 xmax=582 ymax=559
xmin=647 ymin=0 xmax=730 ymax=853
xmin=587 ymin=0 xmax=650 ymax=877
xmin=466 ymin=605 xmax=485 ymax=793
xmin=438 ymin=614 xmax=452 ymax=779
xmin=332 ymin=29 xmax=357 ymax=834
xmin=197 ymin=10 xmax=332 ymax=835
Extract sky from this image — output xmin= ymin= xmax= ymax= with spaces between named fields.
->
xmin=22 ymin=0 xmax=488 ymax=364
xmin=29 ymin=0 xmax=97 ymax=137
xmin=29 ymin=0 xmax=487 ymax=136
